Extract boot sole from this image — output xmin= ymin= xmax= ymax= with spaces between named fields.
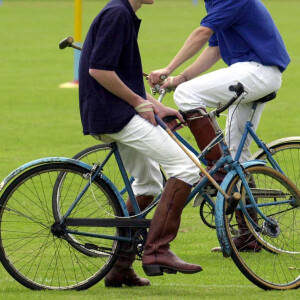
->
xmin=143 ymin=264 xmax=202 ymax=276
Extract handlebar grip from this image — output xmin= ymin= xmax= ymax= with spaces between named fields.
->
xmin=214 ymin=82 xmax=245 ymax=116
xmin=229 ymin=82 xmax=244 ymax=94
xmin=59 ymin=36 xmax=74 ymax=49
xmin=163 ymin=115 xmax=178 ymax=123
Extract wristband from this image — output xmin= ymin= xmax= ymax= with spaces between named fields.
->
xmin=180 ymin=73 xmax=187 ymax=82
xmin=135 ymin=102 xmax=153 ymax=113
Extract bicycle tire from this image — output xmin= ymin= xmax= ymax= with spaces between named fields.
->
xmin=72 ymin=143 xmax=167 ymax=196
xmin=73 ymin=144 xmax=129 ymax=200
xmin=223 ymin=165 xmax=300 ymax=290
xmin=199 ymin=199 xmax=216 ymax=229
xmin=0 ymin=162 xmax=124 ymax=290
xmin=252 ymin=141 xmax=300 ymax=188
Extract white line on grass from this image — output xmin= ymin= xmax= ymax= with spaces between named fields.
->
xmin=152 ymin=283 xmax=255 ymax=289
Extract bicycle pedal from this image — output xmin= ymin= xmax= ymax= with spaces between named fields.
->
xmin=202 ymin=185 xmax=217 ymax=196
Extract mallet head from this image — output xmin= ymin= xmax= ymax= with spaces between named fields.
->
xmin=59 ymin=36 xmax=74 ymax=49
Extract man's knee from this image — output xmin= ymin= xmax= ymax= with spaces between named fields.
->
xmin=173 ymin=84 xmax=187 ymax=110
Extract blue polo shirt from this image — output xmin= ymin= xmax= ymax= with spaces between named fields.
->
xmin=79 ymin=0 xmax=146 ymax=135
xmin=201 ymin=0 xmax=290 ymax=72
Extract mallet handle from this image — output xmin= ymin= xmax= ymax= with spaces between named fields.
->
xmin=155 ymin=116 xmax=230 ymax=200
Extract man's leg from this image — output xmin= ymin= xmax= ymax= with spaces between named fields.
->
xmin=174 ymin=62 xmax=282 ymax=251
xmin=104 ymin=142 xmax=163 ymax=287
xmin=104 ymin=194 xmax=154 ymax=287
xmin=106 ymin=115 xmax=202 ymax=276
xmin=142 ymin=177 xmax=203 ymax=275
xmin=225 ymin=102 xmax=265 ymax=162
xmin=174 ymin=62 xmax=282 ymax=164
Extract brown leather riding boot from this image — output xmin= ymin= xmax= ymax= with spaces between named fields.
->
xmin=233 ymin=178 xmax=262 ymax=252
xmin=142 ymin=178 xmax=203 ymax=276
xmin=232 ymin=209 xmax=261 ymax=252
xmin=105 ymin=195 xmax=153 ymax=287
xmin=186 ymin=108 xmax=225 ymax=182
xmin=186 ymin=108 xmax=223 ymax=163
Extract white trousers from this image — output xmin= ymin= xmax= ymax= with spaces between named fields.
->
xmin=174 ymin=62 xmax=282 ymax=162
xmin=102 ymin=115 xmax=200 ymax=197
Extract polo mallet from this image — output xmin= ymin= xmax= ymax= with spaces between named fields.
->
xmin=59 ymin=36 xmax=82 ymax=51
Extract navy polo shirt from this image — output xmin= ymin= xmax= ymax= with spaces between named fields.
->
xmin=79 ymin=0 xmax=146 ymax=135
xmin=201 ymin=0 xmax=290 ymax=72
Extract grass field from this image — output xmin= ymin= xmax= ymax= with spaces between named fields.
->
xmin=0 ymin=0 xmax=300 ymax=299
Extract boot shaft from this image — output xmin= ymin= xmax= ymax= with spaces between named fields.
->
xmin=143 ymin=178 xmax=191 ymax=259
xmin=186 ymin=108 xmax=223 ymax=162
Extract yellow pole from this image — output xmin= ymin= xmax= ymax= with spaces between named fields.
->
xmin=74 ymin=0 xmax=82 ymax=43
xmin=59 ymin=0 xmax=82 ymax=88
xmin=73 ymin=0 xmax=82 ymax=82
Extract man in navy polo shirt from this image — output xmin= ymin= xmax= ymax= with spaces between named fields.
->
xmin=149 ymin=0 xmax=290 ymax=252
xmin=79 ymin=0 xmax=202 ymax=288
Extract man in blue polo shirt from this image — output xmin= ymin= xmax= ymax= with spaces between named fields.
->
xmin=79 ymin=0 xmax=202 ymax=288
xmin=149 ymin=0 xmax=290 ymax=251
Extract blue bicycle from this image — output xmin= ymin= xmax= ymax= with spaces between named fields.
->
xmin=71 ymin=87 xmax=300 ymax=229
xmin=0 ymin=82 xmax=299 ymax=291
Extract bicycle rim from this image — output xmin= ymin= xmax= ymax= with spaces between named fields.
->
xmin=224 ymin=166 xmax=300 ymax=290
xmin=72 ymin=144 xmax=129 ymax=200
xmin=0 ymin=163 xmax=123 ymax=290
xmin=255 ymin=142 xmax=300 ymax=187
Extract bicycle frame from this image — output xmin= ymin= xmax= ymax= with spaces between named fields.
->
xmin=58 ymin=127 xmax=282 ymax=245
xmin=235 ymin=102 xmax=284 ymax=174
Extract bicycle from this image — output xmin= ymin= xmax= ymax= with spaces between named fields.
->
xmin=0 ymin=75 xmax=299 ymax=290
xmin=71 ymin=85 xmax=300 ymax=229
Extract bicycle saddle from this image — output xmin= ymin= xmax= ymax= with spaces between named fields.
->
xmin=254 ymin=91 xmax=277 ymax=103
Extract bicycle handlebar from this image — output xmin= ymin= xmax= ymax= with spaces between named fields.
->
xmin=214 ymin=82 xmax=244 ymax=116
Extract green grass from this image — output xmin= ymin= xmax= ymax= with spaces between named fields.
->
xmin=0 ymin=0 xmax=300 ymax=299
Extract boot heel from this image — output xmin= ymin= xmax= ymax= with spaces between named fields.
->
xmin=143 ymin=264 xmax=163 ymax=276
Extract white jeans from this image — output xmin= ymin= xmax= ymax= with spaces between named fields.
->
xmin=174 ymin=62 xmax=282 ymax=162
xmin=102 ymin=115 xmax=200 ymax=197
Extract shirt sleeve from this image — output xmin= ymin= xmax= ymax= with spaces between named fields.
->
xmin=201 ymin=0 xmax=244 ymax=33
xmin=208 ymin=33 xmax=218 ymax=47
xmin=89 ymin=8 xmax=130 ymax=70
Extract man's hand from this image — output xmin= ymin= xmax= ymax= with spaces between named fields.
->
xmin=134 ymin=100 xmax=159 ymax=126
xmin=156 ymin=106 xmax=185 ymax=130
xmin=148 ymin=68 xmax=171 ymax=87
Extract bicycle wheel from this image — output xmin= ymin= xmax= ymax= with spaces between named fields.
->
xmin=253 ymin=141 xmax=300 ymax=187
xmin=200 ymin=198 xmax=216 ymax=229
xmin=0 ymin=162 xmax=124 ymax=290
xmin=73 ymin=144 xmax=129 ymax=200
xmin=223 ymin=165 xmax=300 ymax=290
xmin=73 ymin=143 xmax=167 ymax=199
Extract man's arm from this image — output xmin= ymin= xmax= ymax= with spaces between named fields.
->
xmin=160 ymin=46 xmax=221 ymax=88
xmin=89 ymin=69 xmax=184 ymax=125
xmin=180 ymin=46 xmax=221 ymax=80
xmin=149 ymin=26 xmax=214 ymax=85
